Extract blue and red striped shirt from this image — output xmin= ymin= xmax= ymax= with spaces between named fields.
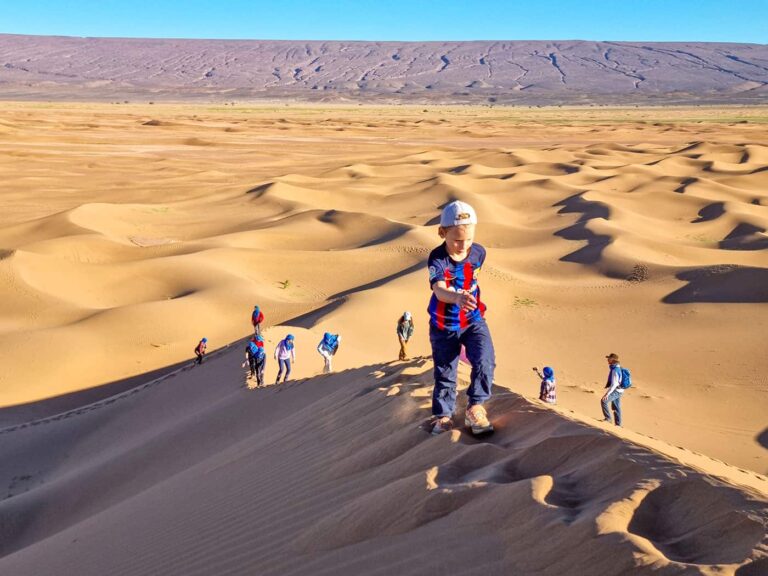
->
xmin=427 ymin=243 xmax=487 ymax=331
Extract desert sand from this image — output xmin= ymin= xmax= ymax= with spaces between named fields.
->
xmin=0 ymin=102 xmax=766 ymax=574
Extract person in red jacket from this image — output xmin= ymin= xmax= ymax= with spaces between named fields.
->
xmin=194 ymin=337 xmax=208 ymax=365
xmin=251 ymin=305 xmax=264 ymax=336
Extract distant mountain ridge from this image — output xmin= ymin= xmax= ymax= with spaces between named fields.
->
xmin=1 ymin=34 xmax=767 ymax=103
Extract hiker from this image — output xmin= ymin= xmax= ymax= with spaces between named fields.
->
xmin=194 ymin=337 xmax=207 ymax=365
xmin=427 ymin=200 xmax=496 ymax=436
xmin=317 ymin=332 xmax=341 ymax=373
xmin=534 ymin=366 xmax=557 ymax=404
xmin=397 ymin=311 xmax=414 ymax=361
xmin=601 ymin=353 xmax=625 ymax=426
xmin=251 ymin=305 xmax=264 ymax=336
xmin=274 ymin=334 xmax=296 ymax=384
xmin=244 ymin=336 xmax=266 ymax=386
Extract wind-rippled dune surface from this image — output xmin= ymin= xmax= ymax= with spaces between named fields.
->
xmin=0 ymin=104 xmax=766 ymax=574
xmin=0 ymin=358 xmax=766 ymax=575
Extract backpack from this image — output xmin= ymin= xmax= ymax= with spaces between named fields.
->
xmin=323 ymin=333 xmax=339 ymax=352
xmin=619 ymin=367 xmax=632 ymax=389
xmin=248 ymin=341 xmax=263 ymax=358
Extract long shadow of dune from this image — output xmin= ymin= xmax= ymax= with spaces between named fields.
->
xmin=285 ymin=261 xmax=426 ymax=330
xmin=757 ymin=427 xmax=768 ymax=451
xmin=246 ymin=182 xmax=273 ymax=197
xmin=553 ymin=192 xmax=613 ymax=264
xmin=662 ymin=266 xmax=768 ymax=304
xmin=0 ymin=358 xmax=193 ymax=429
xmin=282 ymin=298 xmax=349 ymax=330
xmin=691 ymin=202 xmax=725 ymax=223
xmin=358 ymin=225 xmax=413 ymax=248
xmin=674 ymin=176 xmax=698 ymax=193
xmin=719 ymin=223 xmax=768 ymax=251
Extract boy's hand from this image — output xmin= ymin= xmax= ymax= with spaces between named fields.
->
xmin=455 ymin=290 xmax=477 ymax=311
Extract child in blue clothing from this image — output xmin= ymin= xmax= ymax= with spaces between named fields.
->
xmin=427 ymin=201 xmax=496 ymax=435
xmin=534 ymin=366 xmax=557 ymax=404
xmin=274 ymin=334 xmax=296 ymax=384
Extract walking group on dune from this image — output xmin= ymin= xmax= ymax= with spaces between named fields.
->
xmin=194 ymin=200 xmax=631 ymax=435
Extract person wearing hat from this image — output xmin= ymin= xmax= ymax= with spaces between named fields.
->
xmin=534 ymin=366 xmax=557 ymax=404
xmin=274 ymin=334 xmax=296 ymax=384
xmin=317 ymin=332 xmax=341 ymax=373
xmin=396 ymin=311 xmax=415 ymax=361
xmin=194 ymin=337 xmax=208 ymax=365
xmin=426 ymin=200 xmax=496 ymax=436
xmin=601 ymin=353 xmax=623 ymax=426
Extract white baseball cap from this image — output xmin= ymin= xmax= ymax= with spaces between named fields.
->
xmin=440 ymin=200 xmax=478 ymax=227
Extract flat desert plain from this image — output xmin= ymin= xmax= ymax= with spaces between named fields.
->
xmin=0 ymin=102 xmax=766 ymax=575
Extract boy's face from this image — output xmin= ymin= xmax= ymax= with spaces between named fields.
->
xmin=440 ymin=224 xmax=475 ymax=259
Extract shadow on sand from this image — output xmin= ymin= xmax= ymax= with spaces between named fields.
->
xmin=662 ymin=266 xmax=768 ymax=304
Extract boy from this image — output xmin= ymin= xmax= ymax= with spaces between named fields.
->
xmin=427 ymin=200 xmax=495 ymax=435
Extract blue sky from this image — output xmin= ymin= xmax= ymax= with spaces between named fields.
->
xmin=2 ymin=0 xmax=766 ymax=43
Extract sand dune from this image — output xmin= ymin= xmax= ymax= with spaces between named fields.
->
xmin=0 ymin=353 xmax=765 ymax=575
xmin=0 ymin=102 xmax=766 ymax=574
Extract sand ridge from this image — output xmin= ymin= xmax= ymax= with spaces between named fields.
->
xmin=0 ymin=352 xmax=765 ymax=575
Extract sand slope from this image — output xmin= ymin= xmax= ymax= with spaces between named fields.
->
xmin=0 ymin=348 xmax=766 ymax=575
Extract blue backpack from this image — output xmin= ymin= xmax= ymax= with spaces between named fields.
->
xmin=619 ymin=367 xmax=632 ymax=389
xmin=323 ymin=333 xmax=339 ymax=352
xmin=248 ymin=341 xmax=264 ymax=359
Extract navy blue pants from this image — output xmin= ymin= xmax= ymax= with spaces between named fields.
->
xmin=276 ymin=358 xmax=291 ymax=382
xmin=429 ymin=318 xmax=495 ymax=417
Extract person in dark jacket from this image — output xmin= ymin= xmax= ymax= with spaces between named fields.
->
xmin=397 ymin=311 xmax=415 ymax=361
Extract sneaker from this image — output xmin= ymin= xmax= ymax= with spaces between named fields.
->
xmin=465 ymin=405 xmax=493 ymax=435
xmin=430 ymin=416 xmax=454 ymax=436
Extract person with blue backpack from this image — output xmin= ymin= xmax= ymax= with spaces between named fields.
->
xmin=243 ymin=335 xmax=266 ymax=387
xmin=274 ymin=334 xmax=296 ymax=384
xmin=317 ymin=332 xmax=341 ymax=373
xmin=601 ymin=353 xmax=631 ymax=426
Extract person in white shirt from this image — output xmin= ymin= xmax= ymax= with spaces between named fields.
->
xmin=274 ymin=334 xmax=296 ymax=384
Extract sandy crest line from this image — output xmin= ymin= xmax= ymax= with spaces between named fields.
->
xmin=0 ymin=338 xmax=241 ymax=436
xmin=491 ymin=389 xmax=768 ymax=496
